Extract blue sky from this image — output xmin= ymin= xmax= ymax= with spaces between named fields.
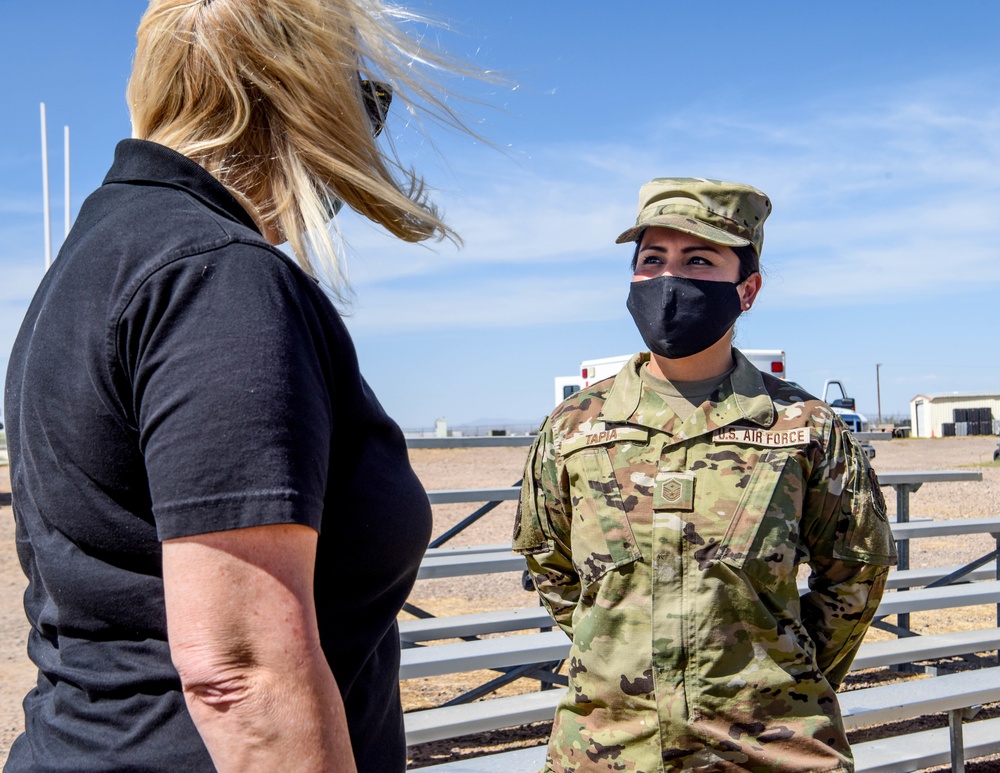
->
xmin=2 ymin=2 xmax=998 ymax=431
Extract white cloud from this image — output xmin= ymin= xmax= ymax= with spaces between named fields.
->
xmin=0 ymin=265 xmax=43 ymax=411
xmin=340 ymin=73 xmax=1000 ymax=324
xmin=0 ymin=263 xmax=44 ymax=305
xmin=5 ymin=72 xmax=1000 ymax=347
xmin=343 ymin=270 xmax=627 ymax=335
xmin=338 ymin=161 xmax=638 ymax=283
xmin=0 ymin=196 xmax=42 ymax=215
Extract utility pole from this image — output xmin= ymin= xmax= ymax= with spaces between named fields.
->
xmin=876 ymin=363 xmax=883 ymax=427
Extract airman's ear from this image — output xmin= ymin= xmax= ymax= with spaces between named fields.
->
xmin=739 ymin=272 xmax=762 ymax=310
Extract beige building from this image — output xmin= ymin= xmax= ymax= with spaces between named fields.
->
xmin=909 ymin=393 xmax=1000 ymax=438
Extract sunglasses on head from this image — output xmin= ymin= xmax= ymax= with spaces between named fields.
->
xmin=359 ymin=76 xmax=392 ymax=137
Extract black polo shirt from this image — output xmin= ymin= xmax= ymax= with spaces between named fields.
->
xmin=4 ymin=139 xmax=432 ymax=772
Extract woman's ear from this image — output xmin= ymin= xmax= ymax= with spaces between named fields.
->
xmin=739 ymin=272 xmax=762 ymax=310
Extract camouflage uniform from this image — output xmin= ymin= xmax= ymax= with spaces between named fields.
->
xmin=514 ymin=351 xmax=897 ymax=773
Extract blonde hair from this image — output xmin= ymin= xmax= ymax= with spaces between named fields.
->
xmin=127 ymin=0 xmax=482 ymax=295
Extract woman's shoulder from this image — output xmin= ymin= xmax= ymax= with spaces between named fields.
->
xmin=76 ymin=173 xmax=312 ymax=307
xmin=761 ymin=374 xmax=838 ymax=421
xmin=544 ymin=379 xmax=618 ymax=452
xmin=752 ymin=374 xmax=848 ymax=459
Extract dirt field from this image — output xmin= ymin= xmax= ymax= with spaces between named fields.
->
xmin=2 ymin=436 xmax=999 ymax=770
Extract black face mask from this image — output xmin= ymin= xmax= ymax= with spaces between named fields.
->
xmin=626 ymin=275 xmax=743 ymax=359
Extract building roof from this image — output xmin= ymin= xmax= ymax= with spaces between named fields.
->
xmin=910 ymin=392 xmax=1000 ymax=403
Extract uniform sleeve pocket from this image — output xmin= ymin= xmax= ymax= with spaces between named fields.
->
xmin=565 ymin=448 xmax=642 ymax=585
xmin=833 ymin=447 xmax=898 ymax=565
xmin=513 ymin=431 xmax=559 ymax=554
xmin=718 ymin=450 xmax=804 ymax=589
xmin=513 ymin=463 xmax=551 ymax=554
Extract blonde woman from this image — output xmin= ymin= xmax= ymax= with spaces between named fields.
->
xmin=4 ymin=2 xmax=484 ymax=771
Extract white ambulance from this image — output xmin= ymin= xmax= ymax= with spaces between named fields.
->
xmin=554 ymin=350 xmax=786 ymax=406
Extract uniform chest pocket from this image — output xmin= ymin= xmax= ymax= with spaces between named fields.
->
xmin=565 ymin=448 xmax=643 ymax=585
xmin=716 ymin=450 xmax=805 ymax=589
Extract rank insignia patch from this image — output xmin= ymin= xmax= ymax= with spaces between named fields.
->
xmin=653 ymin=472 xmax=695 ymax=511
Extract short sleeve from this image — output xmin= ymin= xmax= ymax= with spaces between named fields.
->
xmin=117 ymin=245 xmax=332 ymax=541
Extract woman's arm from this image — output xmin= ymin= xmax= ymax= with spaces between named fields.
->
xmin=800 ymin=415 xmax=897 ymax=687
xmin=800 ymin=558 xmax=889 ymax=688
xmin=163 ymin=523 xmax=357 ymax=773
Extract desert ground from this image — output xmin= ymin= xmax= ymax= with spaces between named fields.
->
xmin=2 ymin=435 xmax=999 ymax=770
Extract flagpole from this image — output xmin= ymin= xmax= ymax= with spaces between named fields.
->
xmin=64 ymin=125 xmax=71 ymax=239
xmin=40 ymin=103 xmax=52 ymax=270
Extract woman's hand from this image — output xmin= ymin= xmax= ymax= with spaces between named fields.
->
xmin=163 ymin=523 xmax=357 ymax=773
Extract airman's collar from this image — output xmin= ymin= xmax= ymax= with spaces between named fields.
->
xmin=599 ymin=349 xmax=775 ymax=434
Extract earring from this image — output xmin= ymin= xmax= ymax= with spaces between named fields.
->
xmin=743 ymin=303 xmax=751 ymax=310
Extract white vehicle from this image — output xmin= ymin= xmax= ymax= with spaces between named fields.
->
xmin=820 ymin=380 xmax=876 ymax=458
xmin=822 ymin=379 xmax=869 ymax=433
xmin=554 ymin=349 xmax=786 ymax=406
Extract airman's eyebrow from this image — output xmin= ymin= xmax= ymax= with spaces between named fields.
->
xmin=639 ymin=244 xmax=722 ymax=254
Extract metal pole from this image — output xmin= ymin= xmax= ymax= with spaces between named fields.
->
xmin=64 ymin=125 xmax=71 ymax=239
xmin=996 ymin=532 xmax=1000 ymax=665
xmin=949 ymin=708 xmax=966 ymax=773
xmin=876 ymin=363 xmax=882 ymax=427
xmin=40 ymin=103 xmax=52 ymax=270
xmin=895 ymin=483 xmax=912 ymax=635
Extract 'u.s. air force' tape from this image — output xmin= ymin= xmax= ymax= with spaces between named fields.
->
xmin=713 ymin=426 xmax=811 ymax=447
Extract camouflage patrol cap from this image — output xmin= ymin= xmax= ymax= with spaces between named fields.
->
xmin=615 ymin=177 xmax=772 ymax=256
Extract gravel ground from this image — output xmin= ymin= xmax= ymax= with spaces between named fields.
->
xmin=2 ymin=435 xmax=999 ymax=770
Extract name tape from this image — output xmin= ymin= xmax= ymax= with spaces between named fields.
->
xmin=560 ymin=424 xmax=649 ymax=455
